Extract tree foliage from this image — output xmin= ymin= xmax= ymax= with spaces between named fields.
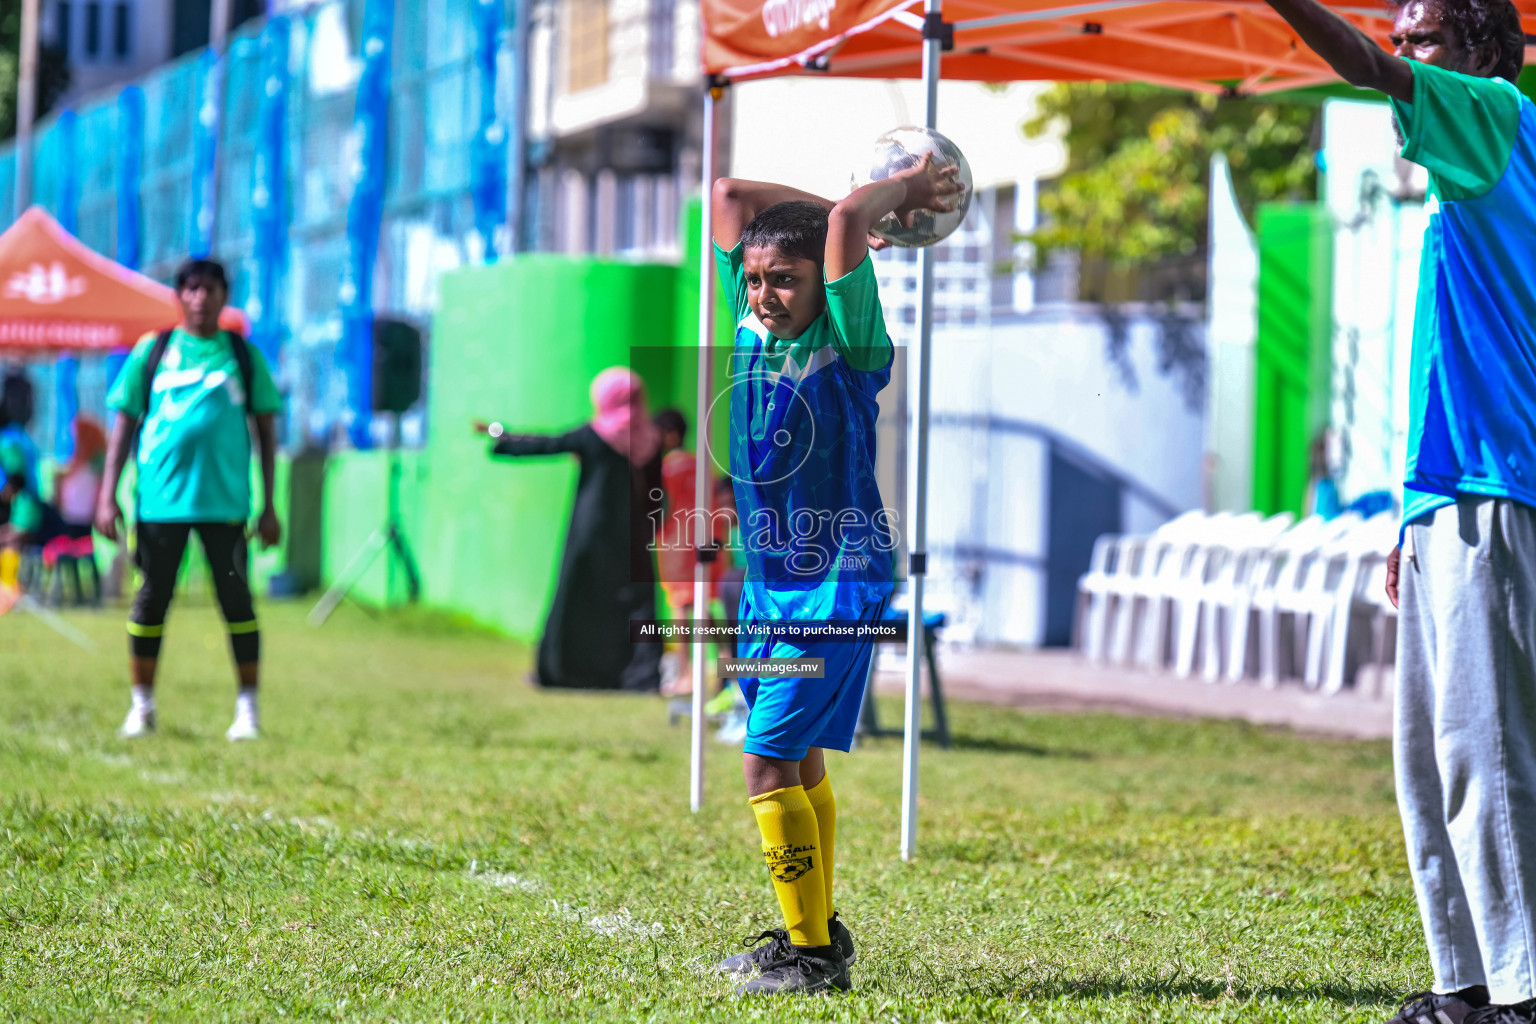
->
xmin=0 ymin=0 xmax=71 ymax=141
xmin=1023 ymin=82 xmax=1319 ymax=266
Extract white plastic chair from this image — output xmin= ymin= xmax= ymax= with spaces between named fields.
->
xmin=1256 ymin=512 xmax=1362 ymax=687
xmin=1223 ymin=515 xmax=1324 ymax=683
xmin=1135 ymin=512 xmax=1232 ymax=671
xmin=1313 ymin=513 xmax=1399 ymax=694
xmin=1075 ymin=532 xmax=1124 ymax=661
xmin=1104 ymin=511 xmax=1204 ymax=665
xmin=1190 ymin=511 xmax=1294 ymax=680
xmin=1168 ymin=512 xmax=1262 ymax=678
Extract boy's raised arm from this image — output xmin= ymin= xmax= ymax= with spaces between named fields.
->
xmin=710 ymin=179 xmax=834 ymax=251
xmin=825 ymin=154 xmax=961 ymax=281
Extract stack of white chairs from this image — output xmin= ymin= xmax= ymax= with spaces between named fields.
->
xmin=1074 ymin=507 xmax=1401 ymax=695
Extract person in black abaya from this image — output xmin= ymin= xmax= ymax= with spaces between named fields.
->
xmin=476 ymin=367 xmax=664 ymax=691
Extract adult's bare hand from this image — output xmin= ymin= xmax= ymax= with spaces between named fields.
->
xmin=94 ymin=496 xmax=123 ymax=543
xmin=1385 ymin=545 xmax=1400 ymax=609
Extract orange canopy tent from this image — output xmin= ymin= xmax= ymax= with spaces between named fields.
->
xmin=0 ymin=206 xmax=245 ymax=353
xmin=704 ymin=0 xmax=1536 ymax=91
xmin=686 ymin=0 xmax=1536 ymax=852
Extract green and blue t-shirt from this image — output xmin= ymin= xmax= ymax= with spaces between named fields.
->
xmin=106 ymin=329 xmax=281 ymax=523
xmin=1392 ymin=60 xmax=1536 ymax=534
xmin=714 ymin=241 xmax=895 ymax=621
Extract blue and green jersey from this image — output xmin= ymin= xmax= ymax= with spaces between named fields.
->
xmin=1391 ymin=60 xmax=1536 ymax=533
xmin=714 ymin=241 xmax=896 ymax=621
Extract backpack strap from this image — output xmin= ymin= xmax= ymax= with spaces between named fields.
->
xmin=137 ymin=329 xmax=175 ymax=433
xmin=226 ymin=331 xmax=255 ymax=415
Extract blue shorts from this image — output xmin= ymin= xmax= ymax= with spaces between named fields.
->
xmin=736 ymin=596 xmax=890 ymax=761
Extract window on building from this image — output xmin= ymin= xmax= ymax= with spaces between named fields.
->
xmin=56 ymin=2 xmax=72 ymax=58
xmin=84 ymin=1 xmax=100 ymax=57
xmin=113 ymin=3 xmax=129 ymax=59
xmin=567 ymin=0 xmax=609 ymax=92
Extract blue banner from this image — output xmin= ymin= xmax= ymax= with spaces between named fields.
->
xmin=108 ymin=86 xmax=146 ymax=393
xmin=471 ymin=0 xmax=506 ymax=260
xmin=54 ymin=356 xmax=78 ymax=460
xmin=190 ymin=49 xmax=221 ymax=259
xmin=57 ymin=110 xmax=78 ymax=233
xmin=250 ymin=16 xmax=290 ymax=368
xmin=339 ymin=0 xmax=395 ymax=449
xmin=56 ymin=110 xmax=80 ymax=455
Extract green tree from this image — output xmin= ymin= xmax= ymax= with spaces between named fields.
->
xmin=0 ymin=0 xmax=71 ymax=141
xmin=1024 ymin=82 xmax=1318 ymax=268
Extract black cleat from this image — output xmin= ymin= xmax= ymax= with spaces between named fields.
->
xmin=1387 ymin=988 xmax=1490 ymax=1024
xmin=1467 ymin=1002 xmax=1536 ymax=1024
xmin=829 ymin=912 xmax=857 ymax=966
xmin=716 ymin=918 xmax=856 ymax=979
xmin=736 ymin=942 xmax=849 ymax=996
xmin=716 ymin=929 xmax=795 ymax=979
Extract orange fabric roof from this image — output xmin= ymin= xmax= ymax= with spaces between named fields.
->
xmin=0 ymin=206 xmax=246 ymax=352
xmin=704 ymin=0 xmax=1536 ymax=91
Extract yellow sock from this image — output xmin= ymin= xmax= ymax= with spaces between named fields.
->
xmin=0 ymin=549 xmax=17 ymax=588
xmin=750 ymin=786 xmax=830 ymax=948
xmin=804 ymin=772 xmax=837 ymax=915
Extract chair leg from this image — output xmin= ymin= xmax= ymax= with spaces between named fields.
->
xmin=858 ymin=657 xmax=881 ymax=737
xmin=924 ymin=626 xmax=950 ymax=749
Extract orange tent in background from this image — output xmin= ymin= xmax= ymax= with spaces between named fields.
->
xmin=0 ymin=206 xmax=246 ymax=352
xmin=703 ymin=0 xmax=1536 ymax=91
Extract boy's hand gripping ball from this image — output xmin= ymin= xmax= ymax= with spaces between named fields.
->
xmin=853 ymin=126 xmax=973 ymax=248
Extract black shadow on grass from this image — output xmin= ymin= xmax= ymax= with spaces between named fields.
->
xmin=992 ymin=975 xmax=1404 ymax=1006
xmin=946 ymin=735 xmax=1095 ymax=759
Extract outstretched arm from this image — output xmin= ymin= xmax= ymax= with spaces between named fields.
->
xmin=825 ymin=154 xmax=961 ymax=281
xmin=1263 ymin=0 xmax=1411 ymax=101
xmin=475 ymin=421 xmax=586 ymax=457
xmin=710 ymin=179 xmax=834 ymax=251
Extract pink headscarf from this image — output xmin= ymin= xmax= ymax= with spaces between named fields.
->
xmin=590 ymin=367 xmax=660 ymax=465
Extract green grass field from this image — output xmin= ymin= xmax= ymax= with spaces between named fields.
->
xmin=1 ymin=598 xmax=1421 ymax=1022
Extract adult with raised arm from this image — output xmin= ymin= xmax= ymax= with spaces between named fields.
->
xmin=1261 ymin=1 xmax=1536 ymax=1022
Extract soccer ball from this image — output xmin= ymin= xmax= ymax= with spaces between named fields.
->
xmin=853 ymin=126 xmax=973 ymax=248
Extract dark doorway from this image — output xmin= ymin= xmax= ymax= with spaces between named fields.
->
xmin=1044 ymin=445 xmax=1122 ymax=646
xmin=173 ymin=0 xmax=264 ymax=57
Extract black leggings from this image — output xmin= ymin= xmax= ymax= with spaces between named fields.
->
xmin=129 ymin=521 xmax=259 ymax=664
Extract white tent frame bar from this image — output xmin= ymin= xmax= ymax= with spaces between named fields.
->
xmin=690 ymin=84 xmax=721 ymax=814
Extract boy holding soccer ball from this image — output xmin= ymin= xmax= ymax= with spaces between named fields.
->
xmin=709 ymin=154 xmax=960 ymax=996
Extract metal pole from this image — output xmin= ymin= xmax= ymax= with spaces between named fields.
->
xmin=15 ymin=0 xmax=40 ymax=213
xmin=204 ymin=0 xmax=232 ymax=247
xmin=691 ymin=84 xmax=720 ymax=813
xmin=507 ymin=0 xmax=531 ymax=252
xmin=900 ymin=0 xmax=943 ymax=863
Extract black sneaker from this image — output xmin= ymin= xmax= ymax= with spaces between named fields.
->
xmin=1388 ymin=987 xmax=1489 ymax=1024
xmin=829 ymin=912 xmax=857 ymax=966
xmin=717 ymin=919 xmax=856 ymax=978
xmin=1467 ymin=1002 xmax=1536 ymax=1024
xmin=716 ymin=929 xmax=795 ymax=979
xmin=736 ymin=942 xmax=849 ymax=996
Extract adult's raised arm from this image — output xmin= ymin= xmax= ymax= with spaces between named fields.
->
xmin=1264 ymin=0 xmax=1412 ymax=100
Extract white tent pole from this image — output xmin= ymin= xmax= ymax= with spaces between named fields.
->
xmin=901 ymin=0 xmax=943 ymax=863
xmin=691 ymin=83 xmax=720 ymax=813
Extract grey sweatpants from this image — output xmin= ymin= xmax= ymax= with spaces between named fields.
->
xmin=1397 ymin=497 xmax=1536 ymax=1004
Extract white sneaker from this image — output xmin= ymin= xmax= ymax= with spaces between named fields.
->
xmin=225 ymin=708 xmax=260 ymax=742
xmin=118 ymin=705 xmax=156 ymax=739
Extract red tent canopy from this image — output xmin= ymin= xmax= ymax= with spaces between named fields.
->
xmin=0 ymin=206 xmax=246 ymax=353
xmin=704 ymin=0 xmax=1536 ymax=92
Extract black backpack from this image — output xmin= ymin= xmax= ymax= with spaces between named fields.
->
xmin=142 ymin=328 xmax=255 ymax=415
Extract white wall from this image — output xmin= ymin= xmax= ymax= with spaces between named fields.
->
xmin=1323 ymin=99 xmax=1426 ymax=510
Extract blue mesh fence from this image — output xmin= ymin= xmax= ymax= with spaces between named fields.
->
xmin=2 ymin=0 xmax=491 ymax=457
